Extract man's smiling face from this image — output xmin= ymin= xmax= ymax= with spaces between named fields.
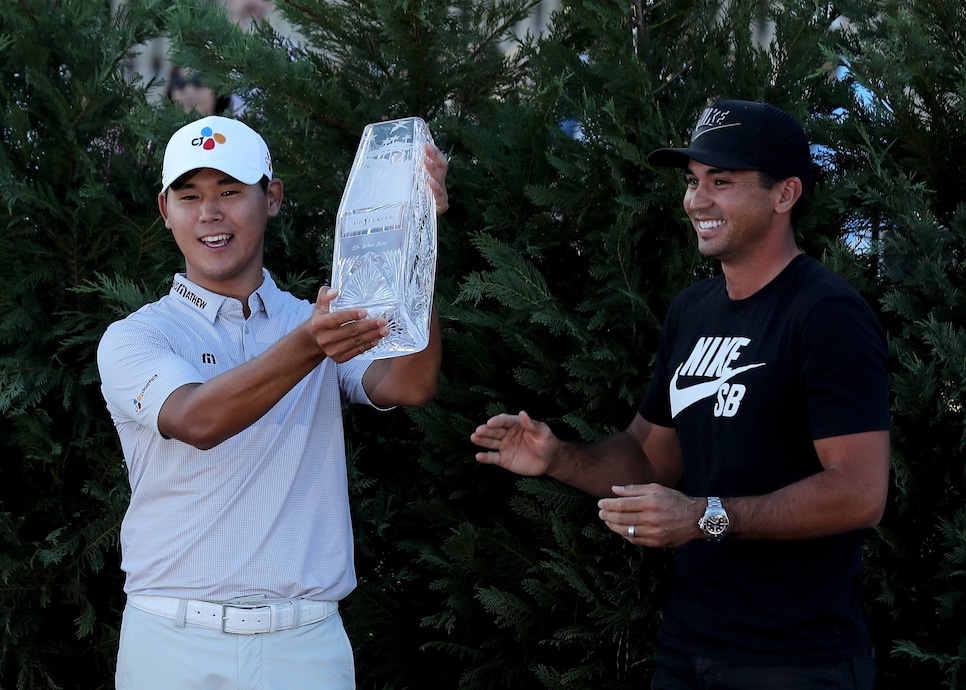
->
xmin=159 ymin=167 xmax=282 ymax=298
xmin=683 ymin=160 xmax=782 ymax=264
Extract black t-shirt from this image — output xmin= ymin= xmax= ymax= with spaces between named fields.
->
xmin=639 ymin=254 xmax=890 ymax=664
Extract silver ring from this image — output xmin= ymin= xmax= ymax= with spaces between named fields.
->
xmin=627 ymin=524 xmax=636 ymax=538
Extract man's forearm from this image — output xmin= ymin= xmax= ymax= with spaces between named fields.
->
xmin=548 ymin=430 xmax=657 ymax=498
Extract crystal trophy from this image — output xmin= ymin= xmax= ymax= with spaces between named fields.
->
xmin=331 ymin=117 xmax=438 ymax=359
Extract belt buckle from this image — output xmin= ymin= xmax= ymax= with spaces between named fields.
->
xmin=221 ymin=602 xmax=270 ymax=634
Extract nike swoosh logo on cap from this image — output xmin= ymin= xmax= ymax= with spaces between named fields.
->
xmin=691 ymin=121 xmax=742 ymax=141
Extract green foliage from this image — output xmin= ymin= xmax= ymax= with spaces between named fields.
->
xmin=2 ymin=0 xmax=966 ymax=688
xmin=0 ymin=2 xmax=175 ymax=687
xmin=818 ymin=2 xmax=966 ymax=688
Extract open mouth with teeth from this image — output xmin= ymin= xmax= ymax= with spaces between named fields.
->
xmin=201 ymin=234 xmax=232 ymax=248
xmin=697 ymin=220 xmax=725 ymax=230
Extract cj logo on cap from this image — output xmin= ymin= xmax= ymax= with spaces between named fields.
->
xmin=190 ymin=126 xmax=227 ymax=151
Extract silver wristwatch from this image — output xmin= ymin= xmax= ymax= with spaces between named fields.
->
xmin=698 ymin=496 xmax=729 ymax=540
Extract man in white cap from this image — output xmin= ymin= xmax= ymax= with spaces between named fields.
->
xmin=471 ymin=100 xmax=889 ymax=689
xmin=97 ymin=115 xmax=449 ymax=689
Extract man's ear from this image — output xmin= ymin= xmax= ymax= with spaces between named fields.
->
xmin=266 ymin=178 xmax=284 ymax=217
xmin=775 ymin=177 xmax=803 ymax=214
xmin=158 ymin=192 xmax=171 ymax=228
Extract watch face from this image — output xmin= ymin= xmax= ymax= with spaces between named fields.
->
xmin=699 ymin=498 xmax=729 ymax=540
xmin=706 ymin=514 xmax=728 ymax=535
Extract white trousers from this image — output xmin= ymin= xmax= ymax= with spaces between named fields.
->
xmin=115 ymin=601 xmax=356 ymax=689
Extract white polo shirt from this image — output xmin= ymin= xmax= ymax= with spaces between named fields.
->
xmin=97 ymin=270 xmax=375 ymax=602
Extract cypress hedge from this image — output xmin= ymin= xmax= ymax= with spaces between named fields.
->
xmin=1 ymin=1 xmax=964 ymax=687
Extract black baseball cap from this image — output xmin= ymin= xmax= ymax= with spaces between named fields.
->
xmin=647 ymin=100 xmax=811 ymax=191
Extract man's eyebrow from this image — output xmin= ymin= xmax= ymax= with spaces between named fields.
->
xmin=684 ymin=166 xmax=738 ymax=176
xmin=176 ymin=175 xmax=244 ymax=190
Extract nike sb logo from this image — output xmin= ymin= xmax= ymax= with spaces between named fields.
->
xmin=669 ymin=336 xmax=765 ymax=418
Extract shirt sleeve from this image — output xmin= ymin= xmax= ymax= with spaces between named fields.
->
xmin=638 ymin=297 xmax=681 ymax=428
xmin=97 ymin=317 xmax=204 ymax=435
xmin=336 ymin=356 xmax=399 ymax=411
xmin=798 ymin=292 xmax=891 ymax=439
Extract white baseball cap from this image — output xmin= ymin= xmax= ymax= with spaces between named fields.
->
xmin=160 ymin=115 xmax=273 ymax=193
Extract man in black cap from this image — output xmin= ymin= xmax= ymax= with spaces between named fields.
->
xmin=471 ymin=100 xmax=889 ymax=689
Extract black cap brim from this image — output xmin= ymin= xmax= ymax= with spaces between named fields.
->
xmin=646 ymin=147 xmax=760 ymax=171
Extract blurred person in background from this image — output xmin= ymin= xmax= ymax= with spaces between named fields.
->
xmin=165 ymin=66 xmax=232 ymax=115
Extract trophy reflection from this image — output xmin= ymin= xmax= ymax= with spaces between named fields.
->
xmin=331 ymin=117 xmax=437 ymax=359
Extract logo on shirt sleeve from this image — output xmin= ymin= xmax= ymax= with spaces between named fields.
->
xmin=133 ymin=374 xmax=159 ymax=413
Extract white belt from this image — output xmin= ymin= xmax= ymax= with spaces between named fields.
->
xmin=128 ymin=594 xmax=338 ymax=634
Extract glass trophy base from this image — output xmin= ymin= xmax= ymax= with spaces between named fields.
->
xmin=330 ymin=117 xmax=437 ymax=360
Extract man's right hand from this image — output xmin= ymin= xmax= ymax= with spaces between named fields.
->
xmin=310 ymin=287 xmax=389 ymax=363
xmin=471 ymin=410 xmax=560 ymax=476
